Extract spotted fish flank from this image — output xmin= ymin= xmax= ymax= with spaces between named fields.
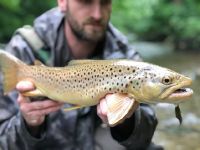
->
xmin=0 ymin=50 xmax=193 ymax=126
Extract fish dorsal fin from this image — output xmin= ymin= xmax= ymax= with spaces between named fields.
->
xmin=105 ymin=93 xmax=137 ymax=126
xmin=68 ymin=59 xmax=97 ymax=66
xmin=34 ymin=60 xmax=45 ymax=66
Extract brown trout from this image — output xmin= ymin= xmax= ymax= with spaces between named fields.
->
xmin=0 ymin=50 xmax=193 ymax=126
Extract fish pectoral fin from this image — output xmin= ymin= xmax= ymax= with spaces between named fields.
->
xmin=21 ymin=89 xmax=44 ymax=97
xmin=63 ymin=105 xmax=84 ymax=111
xmin=105 ymin=93 xmax=136 ymax=127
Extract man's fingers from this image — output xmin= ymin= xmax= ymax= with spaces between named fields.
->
xmin=26 ymin=116 xmax=45 ymax=126
xmin=17 ymin=93 xmax=31 ymax=104
xmin=20 ymin=100 xmax=63 ymax=113
xmin=26 ymin=104 xmax=62 ymax=116
xmin=22 ymin=104 xmax=62 ymax=126
xmin=16 ymin=80 xmax=35 ymax=92
xmin=99 ymin=98 xmax=108 ymax=116
xmin=97 ymin=100 xmax=108 ymax=124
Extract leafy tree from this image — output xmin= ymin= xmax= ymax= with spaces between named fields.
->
xmin=0 ymin=0 xmax=56 ymax=42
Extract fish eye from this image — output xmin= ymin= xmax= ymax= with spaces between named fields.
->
xmin=162 ymin=76 xmax=173 ymax=85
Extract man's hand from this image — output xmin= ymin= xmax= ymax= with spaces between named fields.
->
xmin=97 ymin=94 xmax=139 ymax=126
xmin=16 ymin=81 xmax=63 ymax=127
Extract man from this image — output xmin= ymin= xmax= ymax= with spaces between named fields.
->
xmin=0 ymin=0 xmax=159 ymax=149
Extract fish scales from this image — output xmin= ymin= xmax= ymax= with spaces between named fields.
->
xmin=0 ymin=50 xmax=193 ymax=125
xmin=21 ymin=62 xmax=139 ymax=106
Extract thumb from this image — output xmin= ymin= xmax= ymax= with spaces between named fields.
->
xmin=16 ymin=80 xmax=35 ymax=92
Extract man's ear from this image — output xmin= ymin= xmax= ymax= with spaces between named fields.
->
xmin=57 ymin=0 xmax=67 ymax=12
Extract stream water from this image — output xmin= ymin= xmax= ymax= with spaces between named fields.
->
xmin=140 ymin=49 xmax=200 ymax=150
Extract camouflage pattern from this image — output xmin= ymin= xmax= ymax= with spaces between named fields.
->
xmin=0 ymin=7 xmax=157 ymax=150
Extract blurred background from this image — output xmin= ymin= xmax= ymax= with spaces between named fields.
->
xmin=0 ymin=0 xmax=200 ymax=149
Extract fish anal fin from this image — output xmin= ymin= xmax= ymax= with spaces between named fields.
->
xmin=106 ymin=93 xmax=136 ymax=126
xmin=21 ymin=89 xmax=44 ymax=97
xmin=63 ymin=105 xmax=84 ymax=111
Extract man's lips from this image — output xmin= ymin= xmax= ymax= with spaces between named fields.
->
xmin=86 ymin=24 xmax=104 ymax=30
xmin=88 ymin=23 xmax=103 ymax=27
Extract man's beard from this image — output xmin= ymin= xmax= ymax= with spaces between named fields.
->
xmin=66 ymin=11 xmax=108 ymax=43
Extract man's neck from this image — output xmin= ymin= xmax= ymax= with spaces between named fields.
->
xmin=65 ymin=23 xmax=97 ymax=59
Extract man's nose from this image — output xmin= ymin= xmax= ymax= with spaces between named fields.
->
xmin=91 ymin=3 xmax=102 ymax=20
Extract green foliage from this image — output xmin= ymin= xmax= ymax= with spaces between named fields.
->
xmin=111 ymin=0 xmax=159 ymax=34
xmin=0 ymin=0 xmax=56 ymax=42
xmin=112 ymin=0 xmax=200 ymax=50
xmin=1 ymin=0 xmax=200 ymax=50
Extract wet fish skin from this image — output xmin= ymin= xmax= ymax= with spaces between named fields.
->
xmin=0 ymin=50 xmax=193 ymax=125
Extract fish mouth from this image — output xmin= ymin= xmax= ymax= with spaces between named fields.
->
xmin=161 ymin=76 xmax=193 ymax=103
xmin=167 ymin=87 xmax=193 ymax=100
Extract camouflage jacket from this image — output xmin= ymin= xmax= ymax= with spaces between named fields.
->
xmin=0 ymin=8 xmax=157 ymax=150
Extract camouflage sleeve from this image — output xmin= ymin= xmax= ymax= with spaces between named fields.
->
xmin=110 ymin=104 xmax=158 ymax=149
xmin=0 ymin=35 xmax=46 ymax=149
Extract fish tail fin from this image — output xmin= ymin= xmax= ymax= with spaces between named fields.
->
xmin=0 ymin=50 xmax=26 ymax=94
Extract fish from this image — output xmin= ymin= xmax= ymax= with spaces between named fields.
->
xmin=0 ymin=50 xmax=193 ymax=126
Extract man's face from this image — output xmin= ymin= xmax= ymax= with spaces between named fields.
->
xmin=65 ymin=0 xmax=112 ymax=42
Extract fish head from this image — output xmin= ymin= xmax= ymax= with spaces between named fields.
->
xmin=128 ymin=64 xmax=193 ymax=104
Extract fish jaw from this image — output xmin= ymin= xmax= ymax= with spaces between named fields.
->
xmin=159 ymin=76 xmax=193 ymax=104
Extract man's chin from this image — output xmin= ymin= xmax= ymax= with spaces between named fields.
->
xmin=86 ymin=34 xmax=104 ymax=42
xmin=86 ymin=30 xmax=105 ymax=41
